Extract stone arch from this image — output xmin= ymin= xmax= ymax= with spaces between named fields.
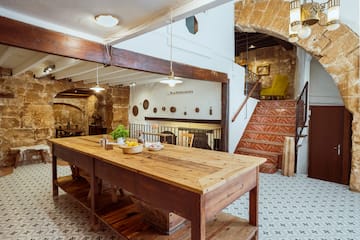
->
xmin=235 ymin=0 xmax=360 ymax=191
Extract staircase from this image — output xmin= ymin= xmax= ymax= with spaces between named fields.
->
xmin=235 ymin=100 xmax=296 ymax=173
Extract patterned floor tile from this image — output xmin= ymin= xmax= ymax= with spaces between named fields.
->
xmin=1 ymin=164 xmax=360 ymax=239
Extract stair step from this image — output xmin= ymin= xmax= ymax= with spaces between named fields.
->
xmin=241 ymin=138 xmax=283 ymax=146
xmin=250 ymin=115 xmax=296 ymax=124
xmin=246 ymin=123 xmax=295 ymax=134
xmin=236 ymin=148 xmax=281 ymax=167
xmin=253 ymin=113 xmax=296 ymax=118
xmin=258 ymin=100 xmax=297 ymax=108
xmin=259 ymin=162 xmax=278 ymax=174
xmin=243 ymin=131 xmax=292 ymax=143
xmin=254 ymin=108 xmax=296 ymax=116
xmin=236 ymin=147 xmax=281 ymax=157
xmin=246 ymin=130 xmax=295 ymax=137
xmin=239 ymin=139 xmax=283 ymax=153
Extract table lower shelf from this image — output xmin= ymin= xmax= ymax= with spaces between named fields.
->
xmin=56 ymin=176 xmax=257 ymax=240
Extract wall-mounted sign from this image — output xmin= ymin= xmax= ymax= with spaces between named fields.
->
xmin=169 ymin=90 xmax=194 ymax=95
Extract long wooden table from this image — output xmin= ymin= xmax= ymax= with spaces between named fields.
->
xmin=50 ymin=135 xmax=265 ymax=240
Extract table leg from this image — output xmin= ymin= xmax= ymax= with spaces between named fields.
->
xmin=249 ymin=166 xmax=259 ymax=239
xmin=52 ymin=154 xmax=58 ymax=197
xmin=90 ymin=158 xmax=98 ymax=230
xmin=191 ymin=196 xmax=206 ymax=240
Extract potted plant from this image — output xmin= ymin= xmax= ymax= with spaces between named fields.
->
xmin=109 ymin=124 xmax=129 ymax=144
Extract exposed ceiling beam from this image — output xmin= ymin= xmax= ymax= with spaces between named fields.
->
xmin=108 ymin=75 xmax=165 ymax=87
xmin=70 ymin=66 xmax=127 ymax=82
xmin=53 ymin=62 xmax=103 ymax=80
xmin=35 ymin=57 xmax=82 ymax=78
xmin=13 ymin=52 xmax=51 ymax=76
xmin=90 ymin=71 xmax=147 ymax=84
xmin=0 ymin=16 xmax=228 ymax=83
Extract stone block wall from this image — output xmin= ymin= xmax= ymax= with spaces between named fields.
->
xmin=237 ymin=45 xmax=296 ymax=98
xmin=0 ymin=72 xmax=129 ymax=167
xmin=235 ymin=0 xmax=360 ymax=191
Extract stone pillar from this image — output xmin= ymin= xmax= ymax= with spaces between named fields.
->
xmin=350 ymin=112 xmax=360 ymax=192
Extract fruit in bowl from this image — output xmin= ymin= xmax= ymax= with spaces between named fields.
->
xmin=120 ymin=140 xmax=143 ymax=154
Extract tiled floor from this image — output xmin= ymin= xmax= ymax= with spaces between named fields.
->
xmin=0 ymin=163 xmax=359 ymax=240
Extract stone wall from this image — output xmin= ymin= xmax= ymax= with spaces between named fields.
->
xmin=237 ymin=45 xmax=296 ymax=98
xmin=235 ymin=0 xmax=360 ymax=191
xmin=0 ymin=72 xmax=129 ymax=167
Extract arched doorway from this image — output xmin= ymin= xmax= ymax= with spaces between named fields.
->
xmin=235 ymin=0 xmax=360 ymax=191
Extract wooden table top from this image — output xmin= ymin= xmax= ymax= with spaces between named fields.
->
xmin=49 ymin=135 xmax=265 ymax=194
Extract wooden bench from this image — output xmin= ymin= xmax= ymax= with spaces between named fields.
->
xmin=10 ymin=144 xmax=51 ymax=168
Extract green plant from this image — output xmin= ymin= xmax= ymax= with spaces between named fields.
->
xmin=109 ymin=124 xmax=129 ymax=140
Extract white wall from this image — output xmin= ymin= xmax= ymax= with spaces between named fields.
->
xmin=117 ymin=2 xmax=252 ymax=152
xmin=309 ymin=59 xmax=344 ymax=106
xmin=339 ymin=0 xmax=360 ymax=35
xmin=114 ymin=3 xmax=234 ymax=73
xmin=129 ymin=79 xmax=222 ymax=123
xmin=228 ymin=63 xmax=258 ymax=153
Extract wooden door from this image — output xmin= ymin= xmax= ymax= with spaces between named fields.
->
xmin=308 ymin=106 xmax=352 ymax=184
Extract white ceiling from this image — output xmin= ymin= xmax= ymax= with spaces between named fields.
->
xmin=0 ymin=0 xmax=231 ymax=88
xmin=0 ymin=0 xmax=231 ymax=44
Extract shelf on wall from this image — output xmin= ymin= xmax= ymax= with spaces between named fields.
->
xmin=145 ymin=117 xmax=221 ymax=124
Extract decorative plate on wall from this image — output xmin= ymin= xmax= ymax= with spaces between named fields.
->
xmin=153 ymin=107 xmax=157 ymax=113
xmin=195 ymin=107 xmax=200 ymax=113
xmin=162 ymin=106 xmax=166 ymax=111
xmin=170 ymin=106 xmax=176 ymax=113
xmin=132 ymin=105 xmax=139 ymax=116
xmin=143 ymin=99 xmax=149 ymax=110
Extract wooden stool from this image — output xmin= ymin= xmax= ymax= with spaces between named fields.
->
xmin=10 ymin=144 xmax=50 ymax=168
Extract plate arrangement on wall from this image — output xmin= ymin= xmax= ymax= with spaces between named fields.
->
xmin=132 ymin=105 xmax=139 ymax=116
xmin=170 ymin=106 xmax=176 ymax=113
xmin=143 ymin=99 xmax=149 ymax=110
xmin=153 ymin=107 xmax=157 ymax=113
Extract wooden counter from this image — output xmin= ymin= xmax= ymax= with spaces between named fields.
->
xmin=49 ymin=135 xmax=265 ymax=240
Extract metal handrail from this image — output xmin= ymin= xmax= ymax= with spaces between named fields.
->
xmin=294 ymin=81 xmax=309 ymax=172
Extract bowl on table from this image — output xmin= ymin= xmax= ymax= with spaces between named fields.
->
xmin=145 ymin=142 xmax=164 ymax=151
xmin=119 ymin=144 xmax=143 ymax=154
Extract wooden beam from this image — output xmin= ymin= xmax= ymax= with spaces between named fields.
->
xmin=0 ymin=16 xmax=108 ymax=64
xmin=0 ymin=16 xmax=228 ymax=83
xmin=111 ymin=48 xmax=228 ymax=83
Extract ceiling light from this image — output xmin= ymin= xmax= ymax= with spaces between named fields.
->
xmin=160 ymin=11 xmax=183 ymax=88
xmin=288 ymin=0 xmax=340 ymax=42
xmin=160 ymin=72 xmax=183 ymax=87
xmin=95 ymin=14 xmax=119 ymax=28
xmin=43 ymin=64 xmax=55 ymax=74
xmin=90 ymin=65 xmax=105 ymax=92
